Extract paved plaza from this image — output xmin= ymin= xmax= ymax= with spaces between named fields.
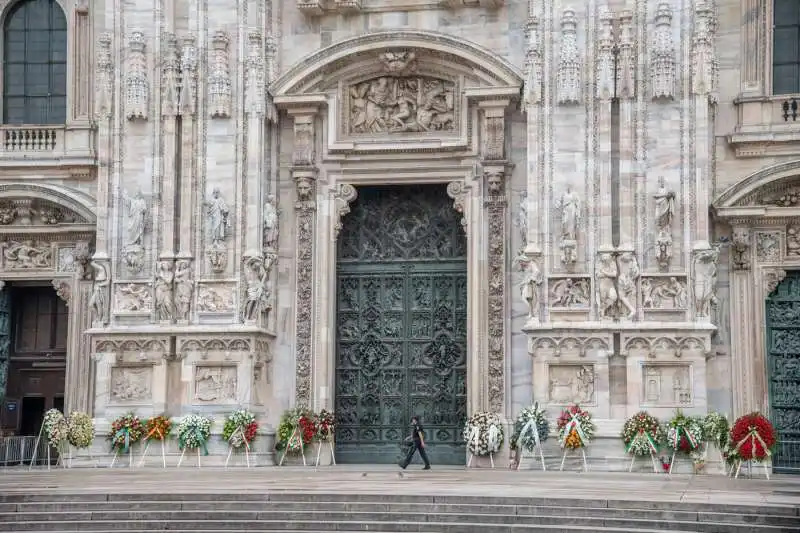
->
xmin=1 ymin=467 xmax=799 ymax=510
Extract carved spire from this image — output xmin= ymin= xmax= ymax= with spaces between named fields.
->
xmin=160 ymin=33 xmax=180 ymax=118
xmin=651 ymin=2 xmax=676 ymax=100
xmin=125 ymin=31 xmax=149 ymax=120
xmin=523 ymin=15 xmax=543 ymax=106
xmin=557 ymin=8 xmax=582 ymax=105
xmin=208 ymin=31 xmax=232 ymax=118
xmin=691 ymin=1 xmax=718 ymax=97
xmin=264 ymin=34 xmax=278 ymax=122
xmin=595 ymin=6 xmax=615 ymax=102
xmin=179 ymin=36 xmax=198 ymax=116
xmin=616 ymin=10 xmax=635 ymax=99
xmin=245 ymin=31 xmax=266 ymax=117
xmin=94 ymin=33 xmax=114 ymax=120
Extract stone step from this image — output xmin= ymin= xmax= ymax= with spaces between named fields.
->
xmin=0 ymin=515 xmax=793 ymax=533
xmin=0 ymin=507 xmax=796 ymax=527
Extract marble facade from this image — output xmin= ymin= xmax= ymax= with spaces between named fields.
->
xmin=0 ymin=0 xmax=797 ymax=468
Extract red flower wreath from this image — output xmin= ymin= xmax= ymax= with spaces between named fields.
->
xmin=730 ymin=412 xmax=777 ymax=461
xmin=298 ymin=415 xmax=316 ymax=444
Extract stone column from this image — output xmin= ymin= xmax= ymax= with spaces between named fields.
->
xmin=729 ymin=226 xmax=753 ymax=417
xmin=159 ymin=34 xmax=180 ymax=261
xmin=595 ymin=7 xmax=614 ymax=250
xmin=288 ymin=108 xmax=320 ymax=409
xmin=60 ymin=278 xmax=94 ymax=414
xmin=93 ymin=33 xmax=114 ymax=265
xmin=178 ymin=36 xmax=198 ymax=260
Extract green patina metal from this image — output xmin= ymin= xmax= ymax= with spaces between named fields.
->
xmin=765 ymin=271 xmax=800 ymax=474
xmin=335 ymin=185 xmax=467 ymax=465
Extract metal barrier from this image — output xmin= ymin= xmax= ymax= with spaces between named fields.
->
xmin=0 ymin=436 xmax=54 ymax=467
xmin=774 ymin=439 xmax=800 ymax=474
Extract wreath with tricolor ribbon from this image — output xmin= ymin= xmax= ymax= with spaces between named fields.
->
xmin=557 ymin=404 xmax=596 ymax=449
xmin=622 ymin=411 xmax=665 ymax=456
xmin=666 ymin=410 xmax=703 ymax=453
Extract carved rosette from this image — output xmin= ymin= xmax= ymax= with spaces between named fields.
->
xmin=294 ymin=173 xmax=316 ymax=407
xmin=333 ymin=183 xmax=358 ymax=237
xmin=763 ymin=268 xmax=787 ymax=297
xmin=125 ymin=31 xmax=149 ymax=120
xmin=484 ymin=169 xmax=506 ymax=413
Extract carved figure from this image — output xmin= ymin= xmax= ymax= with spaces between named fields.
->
xmin=111 ymin=368 xmax=151 ymax=402
xmin=296 ymin=177 xmax=314 ymax=202
xmin=692 ymin=247 xmax=719 ymax=318
xmin=206 ymin=188 xmax=230 ymax=245
xmin=263 ymin=194 xmax=279 ymax=250
xmin=115 ymin=284 xmax=152 ymax=312
xmin=616 ymin=252 xmax=639 ymax=319
xmin=154 ymin=260 xmax=174 ymax=321
xmin=0 ymin=204 xmax=15 ymax=224
xmin=549 ymin=278 xmax=590 ymax=307
xmin=379 ymin=50 xmax=417 ymax=73
xmin=642 ymin=277 xmax=688 ymax=309
xmin=653 ymin=179 xmax=675 ymax=269
xmin=194 ymin=366 xmax=236 ymax=402
xmin=2 ymin=241 xmax=52 ymax=269
xmin=122 ymin=190 xmax=148 ymax=247
xmin=514 ymin=252 xmax=543 ymax=320
xmin=173 ymin=260 xmax=193 ymax=321
xmin=517 ymin=192 xmax=528 ymax=249
xmin=731 ymin=228 xmax=751 ymax=269
xmin=242 ymin=253 xmax=275 ymax=322
xmin=596 ymin=252 xmax=619 ymax=319
xmin=486 ymin=171 xmax=503 ymax=195
xmin=89 ymin=260 xmax=110 ymax=324
xmin=556 ymin=187 xmax=581 ymax=265
xmin=787 ymin=227 xmax=800 ymax=257
xmin=197 ymin=285 xmax=234 ymax=312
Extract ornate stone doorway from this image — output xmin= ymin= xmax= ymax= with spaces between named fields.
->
xmin=765 ymin=272 xmax=800 ymax=473
xmin=334 ymin=185 xmax=467 ymax=464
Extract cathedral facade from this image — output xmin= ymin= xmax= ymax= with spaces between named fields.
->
xmin=0 ymin=0 xmax=796 ymax=470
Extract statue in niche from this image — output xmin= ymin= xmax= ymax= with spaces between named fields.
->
xmin=616 ymin=252 xmax=639 ymax=319
xmin=173 ymin=260 xmax=193 ymax=321
xmin=242 ymin=253 xmax=275 ymax=322
xmin=206 ymin=188 xmax=230 ymax=245
xmin=514 ymin=251 xmax=543 ymax=320
xmin=88 ymin=259 xmax=110 ymax=325
xmin=653 ymin=178 xmax=675 ymax=269
xmin=517 ymin=192 xmax=528 ymax=250
xmin=121 ymin=190 xmax=148 ymax=273
xmin=262 ymin=194 xmax=279 ymax=250
xmin=693 ymin=246 xmax=720 ymax=318
xmin=556 ymin=186 xmax=581 ymax=265
xmin=154 ymin=260 xmax=174 ymax=321
xmin=596 ymin=252 xmax=619 ymax=319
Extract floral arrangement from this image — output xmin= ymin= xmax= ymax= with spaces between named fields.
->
xmin=666 ymin=410 xmax=703 ymax=454
xmin=275 ymin=408 xmax=315 ymax=453
xmin=463 ymin=412 xmax=505 ymax=456
xmin=222 ymin=409 xmax=258 ymax=449
xmin=557 ymin=404 xmax=596 ymax=449
xmin=176 ymin=414 xmax=212 ymax=454
xmin=144 ymin=415 xmax=171 ymax=441
xmin=294 ymin=415 xmax=317 ymax=451
xmin=511 ymin=404 xmax=549 ymax=452
xmin=66 ymin=411 xmax=94 ymax=449
xmin=622 ymin=411 xmax=664 ymax=456
xmin=316 ymin=409 xmax=336 ymax=442
xmin=729 ymin=412 xmax=777 ymax=462
xmin=108 ymin=413 xmax=144 ymax=453
xmin=42 ymin=409 xmax=68 ymax=447
xmin=702 ymin=412 xmax=730 ymax=450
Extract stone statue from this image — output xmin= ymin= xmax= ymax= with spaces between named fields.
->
xmin=514 ymin=252 xmax=543 ymax=320
xmin=206 ymin=188 xmax=230 ymax=245
xmin=616 ymin=252 xmax=639 ymax=319
xmin=731 ymin=228 xmax=750 ymax=270
xmin=263 ymin=194 xmax=279 ymax=250
xmin=643 ymin=276 xmax=688 ymax=309
xmin=122 ymin=190 xmax=147 ymax=246
xmin=154 ymin=260 xmax=174 ymax=321
xmin=596 ymin=252 xmax=618 ymax=319
xmin=556 ymin=186 xmax=581 ymax=265
xmin=693 ymin=246 xmax=719 ymax=318
xmin=296 ymin=177 xmax=313 ymax=202
xmin=517 ymin=192 xmax=528 ymax=249
xmin=173 ymin=260 xmax=193 ymax=321
xmin=242 ymin=253 xmax=274 ymax=322
xmin=653 ymin=178 xmax=675 ymax=269
xmin=89 ymin=259 xmax=110 ymax=325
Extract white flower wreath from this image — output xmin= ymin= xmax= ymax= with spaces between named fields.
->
xmin=463 ymin=412 xmax=504 ymax=456
xmin=42 ymin=409 xmax=68 ymax=448
xmin=66 ymin=411 xmax=94 ymax=449
xmin=177 ymin=414 xmax=212 ymax=451
xmin=513 ymin=405 xmax=550 ymax=452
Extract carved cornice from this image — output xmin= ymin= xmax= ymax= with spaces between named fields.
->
xmin=621 ymin=335 xmax=712 ymax=359
xmin=297 ymin=0 xmax=504 ymax=16
xmin=333 ymin=183 xmax=358 ymax=237
xmin=528 ymin=335 xmax=611 ymax=357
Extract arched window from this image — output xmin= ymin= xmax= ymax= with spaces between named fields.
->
xmin=773 ymin=0 xmax=800 ymax=95
xmin=2 ymin=0 xmax=67 ymax=125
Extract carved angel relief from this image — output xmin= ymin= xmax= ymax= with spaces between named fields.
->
xmin=349 ymin=76 xmax=455 ymax=134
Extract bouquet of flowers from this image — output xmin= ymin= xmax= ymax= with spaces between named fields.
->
xmin=66 ymin=411 xmax=94 ymax=449
xmin=275 ymin=408 xmax=315 ymax=453
xmin=144 ymin=415 xmax=171 ymax=441
xmin=108 ymin=413 xmax=144 ymax=453
xmin=316 ymin=409 xmax=336 ymax=442
xmin=557 ymin=404 xmax=595 ymax=449
xmin=729 ymin=412 xmax=777 ymax=462
xmin=621 ymin=411 xmax=664 ymax=456
xmin=43 ymin=409 xmax=68 ymax=448
xmin=176 ymin=414 xmax=212 ymax=454
xmin=511 ymin=404 xmax=549 ymax=452
xmin=702 ymin=412 xmax=730 ymax=450
xmin=463 ymin=412 xmax=504 ymax=456
xmin=222 ymin=409 xmax=258 ymax=449
xmin=666 ymin=410 xmax=703 ymax=453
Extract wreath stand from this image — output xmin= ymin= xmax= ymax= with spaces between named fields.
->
xmin=559 ymin=414 xmax=589 ymax=472
xmin=559 ymin=446 xmax=588 ymax=472
xmin=28 ymin=421 xmax=68 ymax=471
xmin=279 ymin=426 xmax=306 ymax=466
xmin=515 ymin=420 xmax=546 ymax=472
xmin=466 ymin=426 xmax=496 ymax=468
xmin=225 ymin=426 xmax=252 ymax=468
xmin=314 ymin=437 xmax=336 ymax=469
xmin=626 ymin=433 xmax=660 ymax=473
xmin=110 ymin=445 xmax=135 ymax=469
xmin=731 ymin=431 xmax=772 ymax=480
xmin=176 ymin=446 xmax=203 ymax=468
xmin=138 ymin=435 xmax=168 ymax=469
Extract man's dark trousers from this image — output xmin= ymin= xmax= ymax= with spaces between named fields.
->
xmin=400 ymin=442 xmax=430 ymax=468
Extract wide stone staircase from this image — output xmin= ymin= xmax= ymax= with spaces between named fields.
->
xmin=0 ymin=491 xmax=797 ymax=532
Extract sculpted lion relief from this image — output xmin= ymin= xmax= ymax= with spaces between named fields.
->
xmin=348 ymin=76 xmax=455 ymax=134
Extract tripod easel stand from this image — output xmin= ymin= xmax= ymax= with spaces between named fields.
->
xmin=177 ymin=445 xmax=202 ymax=468
xmin=28 ymin=421 xmax=67 ymax=471
xmin=279 ymin=426 xmax=306 ymax=466
xmin=466 ymin=426 xmax=496 ymax=468
xmin=138 ymin=430 xmax=167 ymax=469
xmin=626 ymin=433 xmax=660 ymax=473
xmin=315 ymin=436 xmax=336 ymax=469
xmin=516 ymin=419 xmax=546 ymax=471
xmin=225 ymin=426 xmax=252 ymax=468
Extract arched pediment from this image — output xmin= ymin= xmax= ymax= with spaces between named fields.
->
xmin=713 ymin=160 xmax=800 ymax=209
xmin=271 ymin=30 xmax=523 ymax=96
xmin=0 ymin=182 xmax=96 ymax=226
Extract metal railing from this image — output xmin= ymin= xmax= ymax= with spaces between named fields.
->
xmin=773 ymin=439 xmax=800 ymax=474
xmin=782 ymin=98 xmax=799 ymax=122
xmin=0 ymin=436 xmax=54 ymax=467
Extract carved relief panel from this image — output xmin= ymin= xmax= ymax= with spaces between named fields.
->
xmin=193 ymin=365 xmax=237 ymax=403
xmin=641 ymin=364 xmax=693 ymax=407
xmin=109 ymin=366 xmax=153 ymax=404
xmin=547 ymin=363 xmax=596 ymax=405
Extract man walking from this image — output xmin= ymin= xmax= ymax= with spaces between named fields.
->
xmin=399 ymin=415 xmax=431 ymax=470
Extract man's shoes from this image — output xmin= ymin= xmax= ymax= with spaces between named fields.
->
xmin=423 ymin=465 xmax=431 ymax=470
